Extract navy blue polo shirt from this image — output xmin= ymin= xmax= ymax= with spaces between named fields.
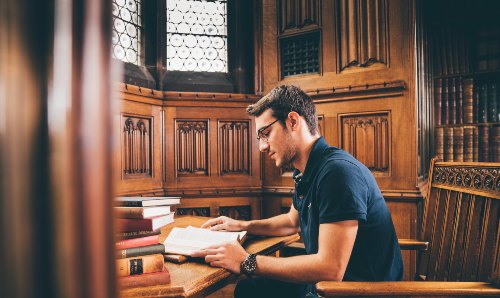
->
xmin=293 ymin=137 xmax=403 ymax=289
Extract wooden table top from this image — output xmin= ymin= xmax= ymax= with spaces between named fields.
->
xmin=120 ymin=216 xmax=300 ymax=298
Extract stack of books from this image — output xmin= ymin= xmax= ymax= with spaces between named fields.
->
xmin=115 ymin=196 xmax=180 ymax=288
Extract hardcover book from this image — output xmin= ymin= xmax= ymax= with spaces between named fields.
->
xmin=116 ymin=229 xmax=161 ymax=241
xmin=116 ymin=197 xmax=181 ymax=207
xmin=117 ymin=213 xmax=175 ymax=232
xmin=119 ymin=265 xmax=170 ymax=289
xmin=115 ymin=206 xmax=172 ymax=219
xmin=163 ymin=226 xmax=247 ymax=256
xmin=116 ymin=254 xmax=164 ymax=277
xmin=117 ymin=243 xmax=165 ymax=259
xmin=116 ymin=235 xmax=161 ymax=250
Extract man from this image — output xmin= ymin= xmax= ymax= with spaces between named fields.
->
xmin=191 ymin=85 xmax=403 ymax=298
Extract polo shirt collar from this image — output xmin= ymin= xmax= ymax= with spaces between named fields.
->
xmin=292 ymin=136 xmax=329 ymax=183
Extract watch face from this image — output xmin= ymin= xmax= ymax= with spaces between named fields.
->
xmin=241 ymin=254 xmax=257 ymax=275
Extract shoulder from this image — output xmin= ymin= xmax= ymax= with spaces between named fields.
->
xmin=316 ymin=156 xmax=369 ymax=188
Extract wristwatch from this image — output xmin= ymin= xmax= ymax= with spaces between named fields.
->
xmin=240 ymin=253 xmax=257 ymax=276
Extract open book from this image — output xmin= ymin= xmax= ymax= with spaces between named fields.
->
xmin=163 ymin=226 xmax=247 ymax=256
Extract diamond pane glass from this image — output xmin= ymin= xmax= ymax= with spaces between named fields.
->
xmin=166 ymin=0 xmax=227 ymax=72
xmin=112 ymin=0 xmax=141 ymax=65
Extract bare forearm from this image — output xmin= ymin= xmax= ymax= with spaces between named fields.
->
xmin=254 ymin=254 xmax=343 ymax=283
xmin=243 ymin=213 xmax=299 ymax=236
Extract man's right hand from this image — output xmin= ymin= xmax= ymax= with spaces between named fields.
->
xmin=201 ymin=216 xmax=248 ymax=231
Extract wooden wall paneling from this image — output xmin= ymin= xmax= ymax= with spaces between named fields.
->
xmin=117 ymin=96 xmax=163 ymax=195
xmin=335 ymin=0 xmax=388 ymax=72
xmin=175 ymin=120 xmax=209 ymax=177
xmin=314 ymin=89 xmax=416 ymax=191
xmin=164 ymin=105 xmax=261 ymax=191
xmin=218 ymin=120 xmax=250 ymax=175
xmin=339 ymin=111 xmax=390 ymax=176
xmin=386 ymin=199 xmax=419 ymax=281
xmin=278 ymin=0 xmax=320 ymax=35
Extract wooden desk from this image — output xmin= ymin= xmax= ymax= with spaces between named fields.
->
xmin=120 ymin=216 xmax=300 ymax=298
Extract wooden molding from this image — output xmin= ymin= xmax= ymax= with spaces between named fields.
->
xmin=306 ymin=80 xmax=406 ymax=102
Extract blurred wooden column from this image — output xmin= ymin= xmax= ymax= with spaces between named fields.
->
xmin=0 ymin=0 xmax=117 ymax=297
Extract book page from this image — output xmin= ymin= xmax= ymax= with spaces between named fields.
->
xmin=163 ymin=226 xmax=247 ymax=255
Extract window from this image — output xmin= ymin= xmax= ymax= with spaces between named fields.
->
xmin=112 ymin=0 xmax=254 ymax=93
xmin=112 ymin=0 xmax=142 ymax=65
xmin=166 ymin=0 xmax=228 ymax=72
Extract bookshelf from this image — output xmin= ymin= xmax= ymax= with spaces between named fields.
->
xmin=430 ymin=0 xmax=500 ymax=163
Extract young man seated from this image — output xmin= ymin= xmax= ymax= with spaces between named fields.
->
xmin=191 ymin=85 xmax=403 ymax=298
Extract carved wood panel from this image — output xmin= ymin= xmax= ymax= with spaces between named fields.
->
xmin=122 ymin=116 xmax=152 ymax=178
xmin=336 ymin=0 xmax=388 ymax=71
xmin=175 ymin=120 xmax=209 ymax=176
xmin=220 ymin=206 xmax=251 ymax=221
xmin=340 ymin=112 xmax=390 ymax=175
xmin=218 ymin=121 xmax=250 ymax=175
xmin=279 ymin=0 xmax=320 ymax=34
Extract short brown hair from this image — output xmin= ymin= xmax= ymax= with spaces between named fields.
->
xmin=246 ymin=85 xmax=318 ymax=135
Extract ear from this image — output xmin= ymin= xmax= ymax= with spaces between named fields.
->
xmin=287 ymin=111 xmax=301 ymax=131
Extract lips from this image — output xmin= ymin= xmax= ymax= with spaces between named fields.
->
xmin=269 ymin=152 xmax=275 ymax=159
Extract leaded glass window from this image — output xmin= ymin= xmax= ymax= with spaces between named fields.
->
xmin=112 ymin=0 xmax=141 ymax=65
xmin=166 ymin=0 xmax=228 ymax=72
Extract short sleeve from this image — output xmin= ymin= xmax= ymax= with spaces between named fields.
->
xmin=316 ymin=160 xmax=368 ymax=224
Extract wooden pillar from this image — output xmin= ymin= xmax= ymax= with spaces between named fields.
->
xmin=0 ymin=0 xmax=117 ymax=297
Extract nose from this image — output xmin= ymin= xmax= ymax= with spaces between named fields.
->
xmin=259 ymin=140 xmax=269 ymax=152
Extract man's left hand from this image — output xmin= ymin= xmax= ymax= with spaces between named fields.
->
xmin=190 ymin=241 xmax=249 ymax=274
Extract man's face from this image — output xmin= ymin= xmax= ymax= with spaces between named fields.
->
xmin=255 ymin=109 xmax=297 ymax=169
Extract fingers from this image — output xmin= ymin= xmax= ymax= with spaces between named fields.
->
xmin=201 ymin=216 xmax=225 ymax=229
xmin=209 ymin=223 xmax=227 ymax=231
xmin=204 ymin=254 xmax=223 ymax=263
xmin=189 ymin=246 xmax=224 ymax=257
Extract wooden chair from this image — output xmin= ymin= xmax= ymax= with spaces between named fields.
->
xmin=316 ymin=159 xmax=500 ymax=297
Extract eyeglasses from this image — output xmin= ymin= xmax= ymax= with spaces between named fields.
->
xmin=256 ymin=119 xmax=279 ymax=142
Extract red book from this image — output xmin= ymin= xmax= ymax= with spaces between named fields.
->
xmin=117 ymin=213 xmax=174 ymax=232
xmin=119 ymin=265 xmax=170 ymax=289
xmin=116 ymin=235 xmax=160 ymax=250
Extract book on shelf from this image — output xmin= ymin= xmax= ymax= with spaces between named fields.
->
xmin=462 ymin=78 xmax=474 ymax=124
xmin=163 ymin=226 xmax=247 ymax=256
xmin=116 ymin=253 xmax=164 ymax=277
xmin=115 ymin=206 xmax=172 ymax=219
xmin=478 ymin=83 xmax=488 ymax=123
xmin=119 ymin=265 xmax=170 ymax=289
xmin=116 ymin=235 xmax=161 ymax=250
xmin=473 ymin=126 xmax=479 ymax=162
xmin=479 ymin=126 xmax=490 ymax=162
xmin=116 ymin=229 xmax=161 ymax=241
xmin=116 ymin=196 xmax=181 ymax=207
xmin=456 ymin=78 xmax=463 ymax=124
xmin=449 ymin=78 xmax=457 ymax=124
xmin=435 ymin=79 xmax=443 ymax=126
xmin=117 ymin=213 xmax=175 ymax=232
xmin=435 ymin=127 xmax=444 ymax=161
xmin=463 ymin=127 xmax=474 ymax=162
xmin=442 ymin=78 xmax=449 ymax=124
xmin=444 ymin=127 xmax=454 ymax=162
xmin=488 ymin=82 xmax=498 ymax=122
xmin=493 ymin=126 xmax=500 ymax=162
xmin=453 ymin=127 xmax=464 ymax=162
xmin=117 ymin=243 xmax=165 ymax=259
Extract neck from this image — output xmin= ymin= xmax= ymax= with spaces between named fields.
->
xmin=293 ymin=134 xmax=321 ymax=173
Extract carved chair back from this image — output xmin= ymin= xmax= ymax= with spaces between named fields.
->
xmin=417 ymin=160 xmax=500 ymax=282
